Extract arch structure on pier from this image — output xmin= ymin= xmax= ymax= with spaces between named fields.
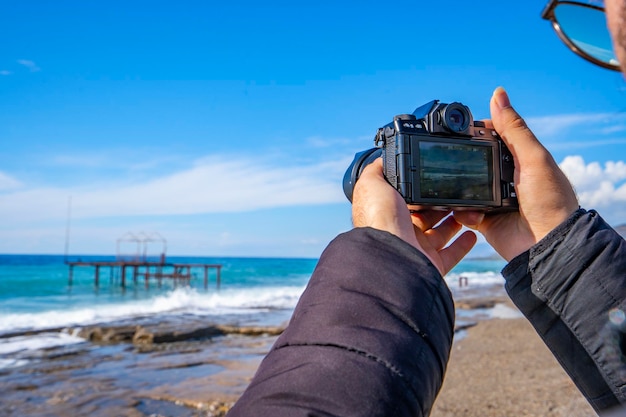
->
xmin=116 ymin=231 xmax=167 ymax=263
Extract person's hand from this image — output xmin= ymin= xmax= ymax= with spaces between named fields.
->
xmin=352 ymin=158 xmax=477 ymax=276
xmin=454 ymin=87 xmax=579 ymax=261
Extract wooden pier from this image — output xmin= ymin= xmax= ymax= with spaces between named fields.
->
xmin=67 ymin=259 xmax=222 ymax=290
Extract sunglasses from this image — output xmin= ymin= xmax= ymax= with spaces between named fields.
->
xmin=542 ymin=0 xmax=620 ymax=71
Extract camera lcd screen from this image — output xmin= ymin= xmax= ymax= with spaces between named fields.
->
xmin=419 ymin=141 xmax=493 ymax=201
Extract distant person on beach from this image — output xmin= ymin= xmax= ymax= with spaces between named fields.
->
xmin=227 ymin=1 xmax=626 ymax=416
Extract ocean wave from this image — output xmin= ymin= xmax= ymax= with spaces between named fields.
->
xmin=0 ymin=331 xmax=85 ymax=356
xmin=0 ymin=285 xmax=306 ymax=335
xmin=444 ymin=271 xmax=505 ymax=290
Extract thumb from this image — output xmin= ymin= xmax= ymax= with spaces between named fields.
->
xmin=490 ymin=87 xmax=545 ymax=163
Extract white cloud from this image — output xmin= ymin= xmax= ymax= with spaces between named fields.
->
xmin=17 ymin=59 xmax=40 ymax=72
xmin=526 ymin=113 xmax=622 ymax=138
xmin=0 ymin=172 xmax=22 ymax=191
xmin=599 ymin=124 xmax=626 ymax=135
xmin=547 ymin=138 xmax=626 ymax=151
xmin=0 ymin=70 xmax=11 ymax=76
xmin=0 ymin=155 xmax=350 ymax=223
xmin=559 ymin=156 xmax=626 ymax=222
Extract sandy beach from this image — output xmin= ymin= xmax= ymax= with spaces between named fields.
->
xmin=431 ymin=316 xmax=595 ymax=417
xmin=0 ymin=293 xmax=599 ymax=417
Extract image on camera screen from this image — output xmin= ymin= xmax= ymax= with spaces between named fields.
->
xmin=419 ymin=141 xmax=493 ymax=201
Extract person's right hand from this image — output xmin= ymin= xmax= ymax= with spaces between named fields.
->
xmin=454 ymin=87 xmax=579 ymax=261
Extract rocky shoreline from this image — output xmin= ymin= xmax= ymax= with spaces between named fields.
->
xmin=0 ymin=316 xmax=285 ymax=417
xmin=0 ymin=289 xmax=595 ymax=417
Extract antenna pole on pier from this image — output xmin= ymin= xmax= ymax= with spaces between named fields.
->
xmin=64 ymin=196 xmax=72 ymax=264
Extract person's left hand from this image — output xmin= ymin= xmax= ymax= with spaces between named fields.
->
xmin=352 ymin=158 xmax=477 ymax=276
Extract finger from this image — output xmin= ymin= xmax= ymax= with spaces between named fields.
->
xmin=352 ymin=158 xmax=387 ymax=228
xmin=453 ymin=211 xmax=485 ymax=230
xmin=438 ymin=231 xmax=477 ymax=275
xmin=490 ymin=87 xmax=547 ymax=163
xmin=411 ymin=210 xmax=450 ymax=232
xmin=479 ymin=118 xmax=494 ymax=129
xmin=422 ymin=216 xmax=463 ymax=251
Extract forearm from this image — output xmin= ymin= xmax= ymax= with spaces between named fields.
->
xmin=503 ymin=209 xmax=626 ymax=412
xmin=228 ymin=227 xmax=455 ymax=417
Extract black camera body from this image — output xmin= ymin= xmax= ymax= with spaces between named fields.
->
xmin=343 ymin=100 xmax=518 ymax=212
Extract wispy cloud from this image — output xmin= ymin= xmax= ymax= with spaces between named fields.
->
xmin=526 ymin=113 xmax=625 ymax=138
xmin=0 ymin=155 xmax=351 ymax=223
xmin=47 ymin=151 xmax=185 ymax=173
xmin=17 ymin=59 xmax=40 ymax=72
xmin=547 ymin=138 xmax=626 ymax=150
xmin=0 ymin=172 xmax=22 ymax=191
xmin=0 ymin=59 xmax=41 ymax=75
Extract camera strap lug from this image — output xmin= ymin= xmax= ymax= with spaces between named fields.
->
xmin=374 ymin=128 xmax=385 ymax=147
xmin=374 ymin=126 xmax=395 ymax=148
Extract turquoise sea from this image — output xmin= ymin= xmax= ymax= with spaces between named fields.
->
xmin=0 ymin=254 xmax=507 ymax=369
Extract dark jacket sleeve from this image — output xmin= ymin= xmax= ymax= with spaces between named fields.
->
xmin=503 ymin=209 xmax=626 ymax=413
xmin=227 ymin=227 xmax=454 ymax=417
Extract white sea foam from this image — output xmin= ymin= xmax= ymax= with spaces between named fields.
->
xmin=489 ymin=303 xmax=523 ymax=319
xmin=0 ymin=358 xmax=29 ymax=369
xmin=0 ymin=285 xmax=306 ymax=369
xmin=0 ymin=285 xmax=306 ymax=334
xmin=0 ymin=332 xmax=85 ymax=355
xmin=0 ymin=331 xmax=85 ymax=370
xmin=444 ymin=271 xmax=505 ymax=291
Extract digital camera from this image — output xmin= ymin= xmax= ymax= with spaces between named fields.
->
xmin=343 ymin=100 xmax=518 ymax=211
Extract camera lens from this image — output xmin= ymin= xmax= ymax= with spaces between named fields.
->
xmin=342 ymin=148 xmax=382 ymax=202
xmin=442 ymin=103 xmax=471 ymax=133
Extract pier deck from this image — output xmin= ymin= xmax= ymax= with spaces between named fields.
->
xmin=67 ymin=260 xmax=222 ymax=289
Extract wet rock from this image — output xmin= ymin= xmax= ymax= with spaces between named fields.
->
xmin=455 ymin=297 xmax=499 ymax=310
xmin=216 ymin=325 xmax=284 ymax=337
xmin=73 ymin=322 xmax=286 ymax=347
xmin=78 ymin=325 xmax=140 ymax=343
xmin=454 ymin=322 xmax=477 ymax=333
xmin=138 ymin=396 xmax=234 ymax=417
xmin=13 ymin=384 xmax=38 ymax=391
xmin=133 ymin=326 xmax=224 ymax=345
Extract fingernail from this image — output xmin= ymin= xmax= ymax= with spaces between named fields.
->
xmin=493 ymin=87 xmax=511 ymax=109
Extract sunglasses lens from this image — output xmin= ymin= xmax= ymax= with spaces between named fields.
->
xmin=554 ymin=3 xmax=618 ymax=66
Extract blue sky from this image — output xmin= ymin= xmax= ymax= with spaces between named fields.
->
xmin=1 ymin=0 xmax=626 ymax=257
